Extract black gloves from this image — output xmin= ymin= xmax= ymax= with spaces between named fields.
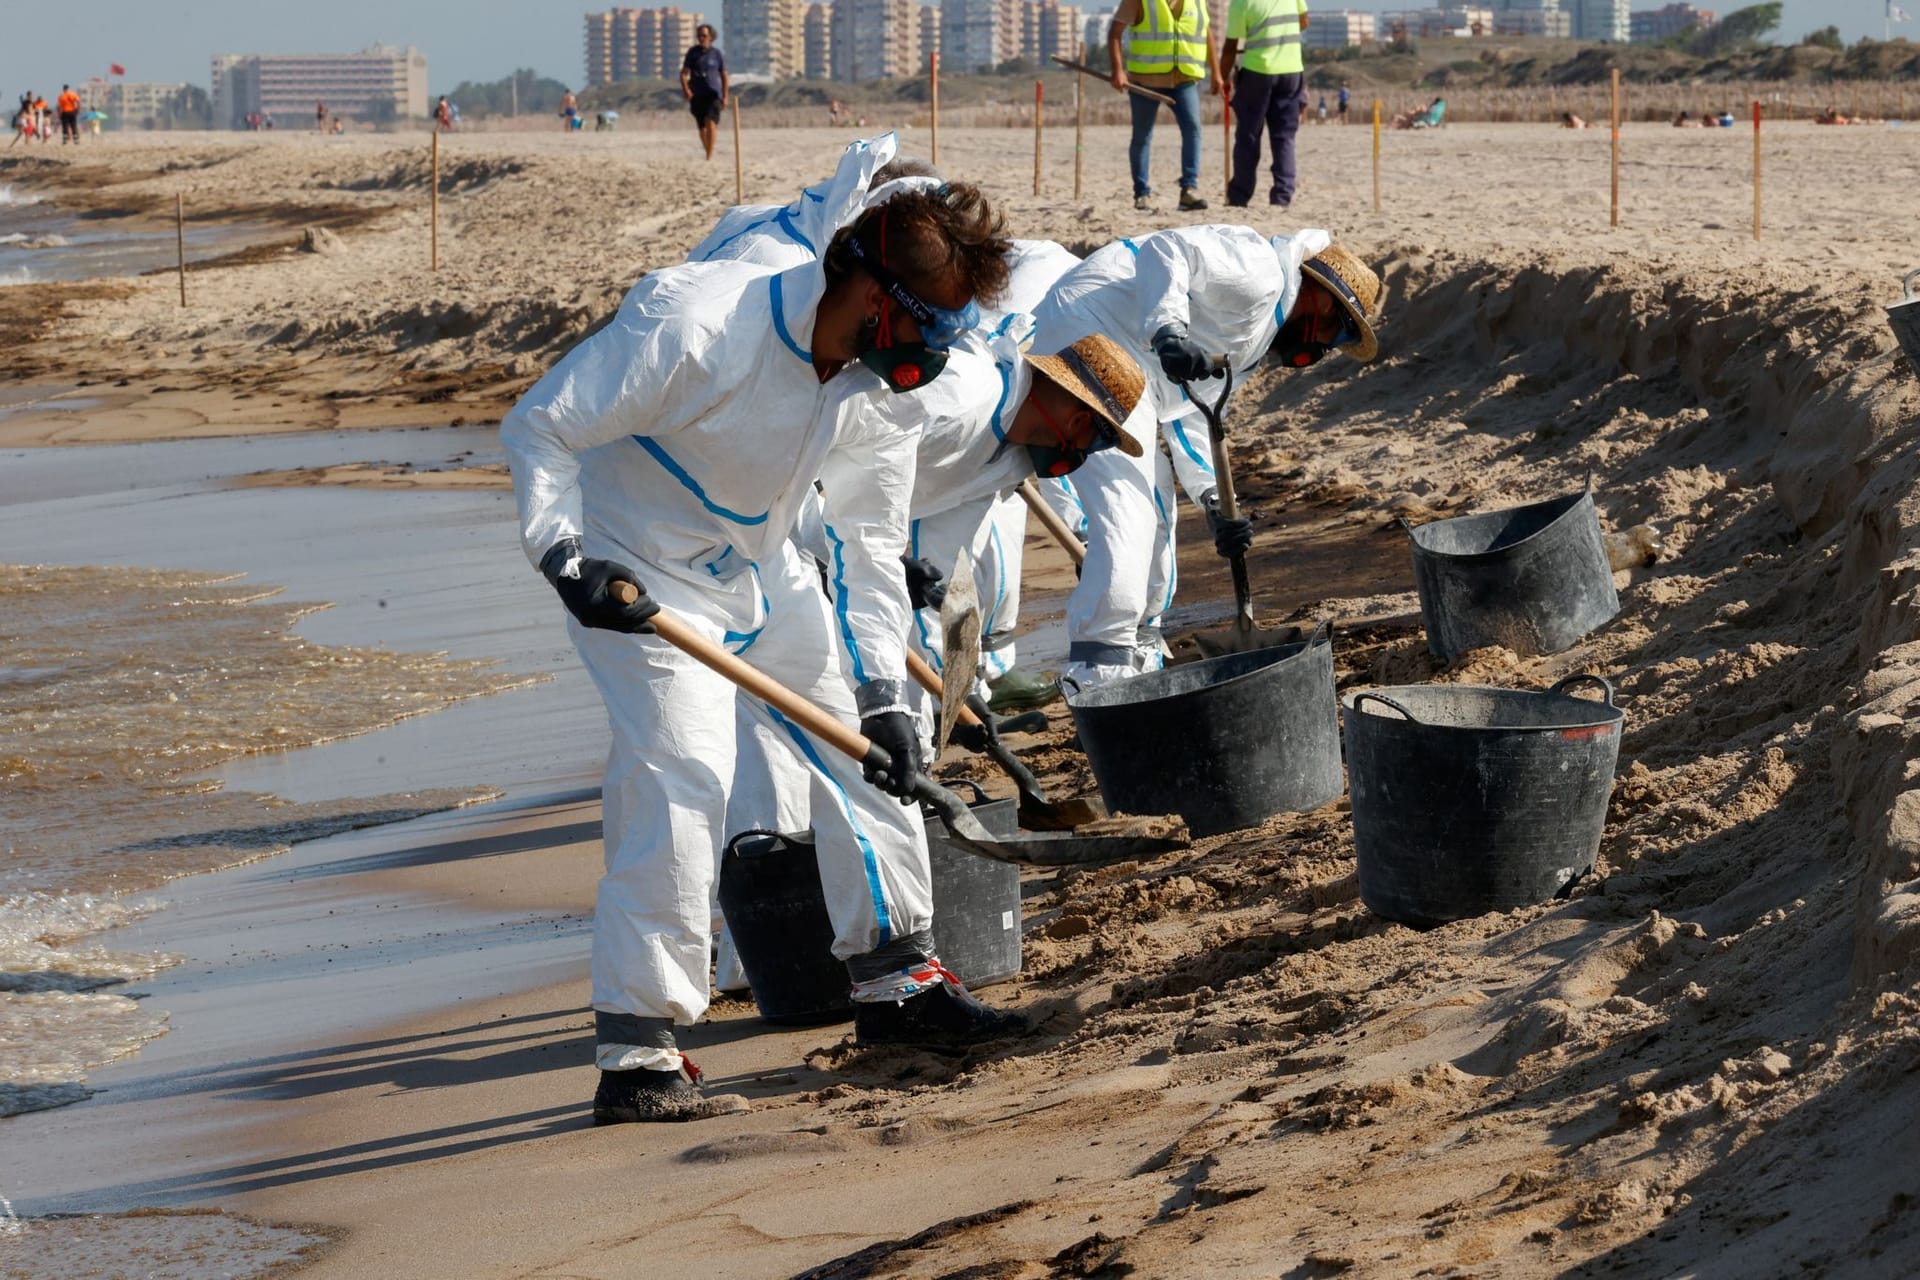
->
xmin=540 ymin=539 xmax=659 ymax=633
xmin=1202 ymin=491 xmax=1254 ymax=561
xmin=859 ymin=710 xmax=923 ymax=802
xmin=902 ymin=556 xmax=948 ymax=611
xmin=1151 ymin=323 xmax=1218 ymax=383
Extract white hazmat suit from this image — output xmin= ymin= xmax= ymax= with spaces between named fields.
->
xmin=1029 ymin=225 xmax=1330 ymax=691
xmin=501 ymin=254 xmax=936 ymax=1073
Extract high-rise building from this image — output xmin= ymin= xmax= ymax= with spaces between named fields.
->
xmin=586 ymin=11 xmax=617 ymax=86
xmin=107 ymin=82 xmax=194 ymax=130
xmin=804 ymin=2 xmax=834 ymax=77
xmin=921 ymin=3 xmax=942 ymax=63
xmin=1573 ymin=0 xmax=1629 ymax=41
xmin=941 ymin=0 xmax=1005 ymax=73
xmin=1629 ymin=2 xmax=1712 ymax=41
xmin=1303 ymin=9 xmax=1377 ymax=46
xmin=586 ymin=7 xmax=711 ymax=85
xmin=1033 ymin=0 xmax=1083 ymax=60
xmin=724 ymin=0 xmax=806 ymax=76
xmin=829 ymin=0 xmax=921 ymax=80
xmin=210 ymin=45 xmax=427 ymax=129
xmin=1491 ymin=0 xmax=1571 ymax=37
xmin=1082 ymin=11 xmax=1114 ymax=62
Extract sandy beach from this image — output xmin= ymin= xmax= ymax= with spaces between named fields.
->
xmin=5 ymin=119 xmax=1920 ymax=1277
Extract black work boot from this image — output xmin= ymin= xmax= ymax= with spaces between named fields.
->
xmin=591 ymin=1059 xmax=749 ymax=1125
xmin=853 ymin=979 xmax=1028 ymax=1049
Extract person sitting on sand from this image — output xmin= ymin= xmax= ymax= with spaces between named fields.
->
xmin=1673 ymin=111 xmax=1703 ymax=128
xmin=1562 ymin=112 xmax=1587 ymax=129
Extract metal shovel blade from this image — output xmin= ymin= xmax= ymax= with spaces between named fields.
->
xmin=915 ymin=776 xmax=1188 ymax=866
xmin=936 ymin=555 xmax=981 ymax=753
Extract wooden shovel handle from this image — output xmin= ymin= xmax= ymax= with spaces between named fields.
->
xmin=906 ymin=650 xmax=984 ymax=728
xmin=610 ymin=582 xmax=873 ymax=764
xmin=1018 ymin=478 xmax=1087 ymax=567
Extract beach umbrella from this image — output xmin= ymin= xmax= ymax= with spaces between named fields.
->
xmin=80 ymin=110 xmax=107 ymax=122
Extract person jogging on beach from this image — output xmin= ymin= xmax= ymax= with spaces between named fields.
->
xmin=502 ymin=181 xmax=1026 ymax=1125
xmin=1222 ymin=0 xmax=1308 ymax=208
xmin=681 ymin=23 xmax=729 ymax=160
xmin=56 ymin=86 xmax=79 ymax=145
xmin=1029 ymin=226 xmax=1382 ymax=693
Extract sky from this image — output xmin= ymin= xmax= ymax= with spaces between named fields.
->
xmin=0 ymin=1 xmax=1904 ymax=98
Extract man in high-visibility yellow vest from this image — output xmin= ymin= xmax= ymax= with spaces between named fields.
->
xmin=1222 ymin=0 xmax=1309 ymax=208
xmin=1107 ymin=0 xmax=1227 ymax=212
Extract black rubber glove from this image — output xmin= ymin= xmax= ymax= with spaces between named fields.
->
xmin=540 ymin=539 xmax=659 ymax=633
xmin=859 ymin=710 xmax=923 ymax=802
xmin=1202 ymin=491 xmax=1255 ymax=561
xmin=902 ymin=556 xmax=948 ymax=611
xmin=1151 ymin=323 xmax=1217 ymax=383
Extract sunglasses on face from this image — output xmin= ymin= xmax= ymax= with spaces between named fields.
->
xmin=846 ymin=236 xmax=979 ymax=351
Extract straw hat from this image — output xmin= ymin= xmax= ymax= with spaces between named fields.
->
xmin=1027 ymin=335 xmax=1146 ymax=457
xmin=1298 ymin=243 xmax=1383 ymax=363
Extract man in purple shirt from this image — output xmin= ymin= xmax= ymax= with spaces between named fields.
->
xmin=680 ymin=24 xmax=729 ymax=160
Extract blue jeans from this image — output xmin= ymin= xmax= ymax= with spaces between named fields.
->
xmin=1128 ymin=78 xmax=1202 ymax=198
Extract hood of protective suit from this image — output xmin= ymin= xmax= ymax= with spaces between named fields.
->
xmin=686 ymin=132 xmax=901 ymax=267
xmin=1266 ymin=229 xmax=1332 ymax=331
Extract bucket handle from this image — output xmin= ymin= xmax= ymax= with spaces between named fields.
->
xmin=1349 ymin=691 xmax=1419 ymax=722
xmin=1548 ymin=673 xmax=1616 ymax=707
xmin=1906 ymin=268 xmax=1920 ymax=302
xmin=945 ymin=777 xmax=993 ymax=807
xmin=1308 ymin=618 xmax=1334 ymax=648
xmin=724 ymin=826 xmax=806 ymax=858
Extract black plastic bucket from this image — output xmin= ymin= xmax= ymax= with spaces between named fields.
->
xmin=1065 ymin=625 xmax=1342 ymax=838
xmin=1406 ymin=488 xmax=1619 ymax=659
xmin=1889 ymin=268 xmax=1920 ymax=369
xmin=717 ymin=796 xmax=1022 ymax=1025
xmin=1342 ymin=675 xmax=1623 ymax=926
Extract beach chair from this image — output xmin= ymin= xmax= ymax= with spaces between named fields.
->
xmin=1412 ymin=100 xmax=1448 ymax=130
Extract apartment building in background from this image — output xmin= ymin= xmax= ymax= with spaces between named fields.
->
xmin=1629 ymin=3 xmax=1715 ymax=41
xmin=584 ymin=7 xmax=709 ymax=86
xmin=830 ymin=0 xmax=922 ymax=81
xmin=1303 ymin=9 xmax=1378 ymax=47
xmin=107 ymin=82 xmax=194 ymax=130
xmin=211 ymin=45 xmax=426 ymax=128
xmin=1490 ymin=0 xmax=1573 ymax=37
xmin=724 ymin=0 xmax=807 ymax=76
xmin=804 ymin=3 xmax=834 ymax=77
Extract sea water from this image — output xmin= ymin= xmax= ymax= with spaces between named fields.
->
xmin=0 ymin=563 xmax=532 ymax=1116
xmin=0 ymin=185 xmax=278 ymax=287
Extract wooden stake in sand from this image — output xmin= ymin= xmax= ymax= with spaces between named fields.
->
xmin=1371 ymin=99 xmax=1382 ymax=212
xmin=1609 ymin=68 xmax=1620 ymax=229
xmin=175 ymin=192 xmax=186 ymax=306
xmin=430 ymin=129 xmax=440 ymax=272
xmin=1751 ymin=100 xmax=1762 ymax=242
xmin=1033 ymin=81 xmax=1043 ymax=197
xmin=732 ymin=95 xmax=744 ymax=205
xmin=930 ymin=52 xmax=940 ymax=167
xmin=1074 ymin=69 xmax=1084 ymax=200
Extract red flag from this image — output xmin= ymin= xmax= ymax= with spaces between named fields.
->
xmin=109 ymin=63 xmax=126 ymax=76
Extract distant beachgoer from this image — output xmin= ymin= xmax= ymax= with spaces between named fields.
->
xmin=681 ymin=23 xmax=728 ymax=160
xmin=331 ymin=116 xmax=345 ymax=135
xmin=1338 ymin=81 xmax=1350 ymax=123
xmin=828 ymin=98 xmax=843 ymax=126
xmin=1316 ymin=95 xmax=1328 ymax=124
xmin=57 ymin=85 xmax=79 ymax=144
xmin=436 ymin=95 xmax=453 ymax=132
xmin=1673 ymin=111 xmax=1703 ymax=128
xmin=32 ymin=94 xmax=49 ymax=143
xmin=316 ymin=100 xmax=327 ymax=132
xmin=1562 ymin=111 xmax=1587 ymax=129
xmin=559 ymin=89 xmax=579 ymax=131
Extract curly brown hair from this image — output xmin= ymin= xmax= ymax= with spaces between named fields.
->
xmin=824 ymin=182 xmax=1010 ymax=309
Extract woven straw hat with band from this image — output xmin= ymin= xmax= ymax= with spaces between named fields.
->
xmin=1026 ymin=335 xmax=1146 ymax=458
xmin=1298 ymin=244 xmax=1383 ymax=363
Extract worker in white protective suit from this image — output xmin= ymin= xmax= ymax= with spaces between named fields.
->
xmin=891 ymin=323 xmax=1150 ymax=749
xmin=1028 ymin=226 xmax=1383 ymax=693
xmin=502 ymin=185 xmax=1025 ymax=1125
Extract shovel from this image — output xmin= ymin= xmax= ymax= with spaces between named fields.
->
xmin=1017 ymin=477 xmax=1088 ymax=567
xmin=935 ymin=554 xmax=981 ymax=754
xmin=612 ymin=587 xmax=1190 ymax=867
xmin=906 ymin=651 xmax=1106 ymax=832
xmin=1177 ymin=363 xmax=1269 ymax=658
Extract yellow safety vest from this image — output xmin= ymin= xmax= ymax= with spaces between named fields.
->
xmin=1126 ymin=0 xmax=1209 ymax=81
xmin=1232 ymin=0 xmax=1306 ymax=77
